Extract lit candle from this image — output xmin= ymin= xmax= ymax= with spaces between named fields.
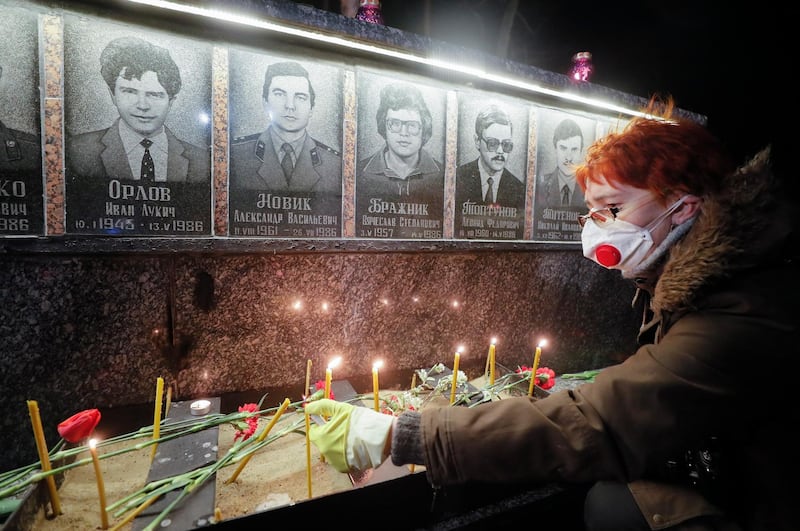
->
xmin=304 ymin=359 xmax=312 ymax=398
xmin=89 ymin=438 xmax=109 ymax=529
xmin=450 ymin=346 xmax=464 ymax=405
xmin=528 ymin=340 xmax=547 ymax=397
xmin=324 ymin=356 xmax=341 ymax=399
xmin=26 ymin=400 xmax=62 ymax=516
xmin=372 ymin=360 xmax=383 ymax=412
xmin=305 ymin=409 xmax=313 ymax=498
xmin=150 ymin=377 xmax=164 ymax=461
xmin=226 ymin=398 xmax=292 ymax=483
xmin=488 ymin=338 xmax=497 ymax=385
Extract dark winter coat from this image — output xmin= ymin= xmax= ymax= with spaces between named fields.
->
xmin=414 ymin=148 xmax=799 ymax=530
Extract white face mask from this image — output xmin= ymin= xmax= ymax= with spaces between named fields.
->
xmin=581 ymin=197 xmax=686 ymax=272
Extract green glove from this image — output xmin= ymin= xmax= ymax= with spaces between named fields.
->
xmin=306 ymin=399 xmax=393 ymax=473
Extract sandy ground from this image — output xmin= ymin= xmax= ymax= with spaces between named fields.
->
xmin=25 ymin=372 xmax=518 ymax=530
xmin=29 ymin=412 xmax=356 ymax=530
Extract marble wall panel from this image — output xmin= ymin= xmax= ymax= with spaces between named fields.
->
xmin=0 ymin=250 xmax=638 ymax=469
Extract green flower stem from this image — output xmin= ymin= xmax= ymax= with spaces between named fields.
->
xmin=119 ymin=416 xmax=307 ymax=530
xmin=560 ymin=369 xmax=602 ymax=381
xmin=0 ymin=401 xmax=296 ymax=500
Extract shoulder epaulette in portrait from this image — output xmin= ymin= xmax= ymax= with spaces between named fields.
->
xmin=232 ymin=132 xmax=261 ymax=145
xmin=313 ymin=139 xmax=341 ymax=157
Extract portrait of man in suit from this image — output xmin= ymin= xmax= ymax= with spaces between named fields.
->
xmin=454 ymin=101 xmax=526 ymax=240
xmin=455 ymin=103 xmax=525 ymax=211
xmin=67 ymin=36 xmax=209 ymax=184
xmin=532 ymin=111 xmax=596 ymax=242
xmin=64 ymin=29 xmax=211 ymax=235
xmin=536 ymin=116 xmax=586 ymax=208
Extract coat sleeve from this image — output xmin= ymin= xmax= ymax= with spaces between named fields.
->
xmin=420 ymin=389 xmax=625 ymax=487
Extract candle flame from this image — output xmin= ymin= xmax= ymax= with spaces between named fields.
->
xmin=456 ymin=345 xmax=464 ymax=354
xmin=538 ymin=339 xmax=548 ymax=348
xmin=89 ymin=438 xmax=98 ymax=449
xmin=328 ymin=356 xmax=342 ymax=370
xmin=373 ymin=360 xmax=383 ymax=370
xmin=292 ymin=300 xmax=303 ymax=311
xmin=490 ymin=337 xmax=497 ymax=345
xmin=321 ymin=301 xmax=329 ymax=312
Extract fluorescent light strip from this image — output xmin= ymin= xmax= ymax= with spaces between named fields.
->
xmin=127 ymin=0 xmax=650 ymax=118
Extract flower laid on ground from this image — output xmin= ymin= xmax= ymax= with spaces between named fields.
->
xmin=0 ymin=397 xmax=308 ymax=530
xmin=535 ymin=367 xmax=556 ymax=390
xmin=516 ymin=365 xmax=557 ymax=390
xmin=232 ymin=403 xmax=259 ymax=442
xmin=380 ymin=392 xmax=422 ymax=416
xmin=57 ymin=408 xmax=101 ymax=443
xmin=313 ymin=379 xmax=335 ymax=400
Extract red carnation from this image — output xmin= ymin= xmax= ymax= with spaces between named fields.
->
xmin=535 ymin=367 xmax=556 ymax=390
xmin=314 ymin=379 xmax=335 ymax=400
xmin=233 ymin=403 xmax=259 ymax=442
xmin=57 ymin=409 xmax=101 ymax=443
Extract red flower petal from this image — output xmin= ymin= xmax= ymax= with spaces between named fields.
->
xmin=57 ymin=409 xmax=101 ymax=443
xmin=535 ymin=367 xmax=557 ymax=390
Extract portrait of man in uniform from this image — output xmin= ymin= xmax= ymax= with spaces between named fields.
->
xmin=230 ymin=60 xmax=341 ymax=193
xmin=0 ymin=10 xmax=43 ymax=236
xmin=228 ymin=53 xmax=343 ymax=238
xmin=64 ymin=23 xmax=212 ymax=235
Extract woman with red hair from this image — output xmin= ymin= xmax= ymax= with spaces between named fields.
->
xmin=309 ymin=98 xmax=798 ymax=530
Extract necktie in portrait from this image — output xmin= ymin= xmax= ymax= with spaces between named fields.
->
xmin=140 ymin=138 xmax=155 ymax=182
xmin=281 ymin=143 xmax=294 ymax=182
xmin=485 ymin=177 xmax=495 ymax=203
xmin=561 ymin=184 xmax=570 ymax=206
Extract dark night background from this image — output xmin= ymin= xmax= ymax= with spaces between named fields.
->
xmin=294 ymin=0 xmax=787 ymax=168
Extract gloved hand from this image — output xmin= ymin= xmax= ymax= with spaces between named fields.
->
xmin=305 ymin=399 xmax=394 ymax=473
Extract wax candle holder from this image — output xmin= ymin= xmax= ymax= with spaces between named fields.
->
xmin=190 ymin=399 xmax=211 ymax=416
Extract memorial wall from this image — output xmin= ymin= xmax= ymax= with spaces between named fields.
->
xmin=0 ymin=0 xmax=701 ymax=469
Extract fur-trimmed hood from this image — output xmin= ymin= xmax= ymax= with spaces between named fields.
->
xmin=636 ymin=147 xmax=795 ymax=316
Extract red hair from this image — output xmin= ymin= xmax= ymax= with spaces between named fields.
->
xmin=576 ymin=97 xmax=735 ymax=201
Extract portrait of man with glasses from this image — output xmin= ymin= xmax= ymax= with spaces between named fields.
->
xmin=455 ymin=100 xmax=527 ymax=240
xmin=355 ymin=78 xmax=445 ymax=239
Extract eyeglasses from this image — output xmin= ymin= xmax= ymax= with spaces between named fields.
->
xmin=577 ymin=206 xmax=620 ymax=228
xmin=481 ymin=136 xmax=514 ymax=152
xmin=386 ymin=118 xmax=422 ymax=136
xmin=578 ymin=195 xmax=658 ymax=228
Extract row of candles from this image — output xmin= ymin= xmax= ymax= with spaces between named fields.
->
xmin=310 ymin=337 xmax=548 ymax=408
xmin=26 ymin=339 xmax=548 ymax=527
